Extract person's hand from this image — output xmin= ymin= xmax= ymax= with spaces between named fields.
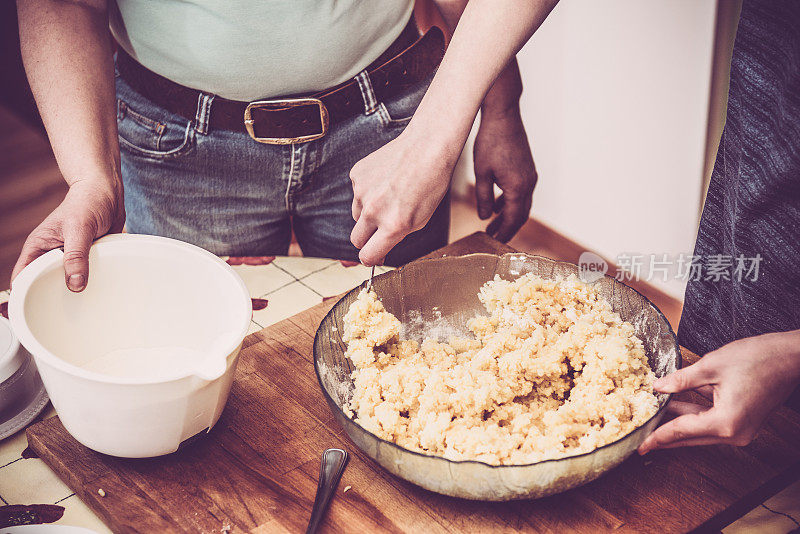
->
xmin=350 ymin=129 xmax=459 ymax=266
xmin=11 ymin=178 xmax=125 ymax=292
xmin=638 ymin=330 xmax=800 ymax=454
xmin=473 ymin=105 xmax=537 ymax=242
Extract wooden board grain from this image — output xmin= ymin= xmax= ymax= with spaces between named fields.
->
xmin=26 ymin=233 xmax=800 ymax=533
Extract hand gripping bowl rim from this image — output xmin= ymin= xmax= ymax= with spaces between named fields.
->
xmin=8 ymin=234 xmax=252 ymax=386
xmin=312 ymin=252 xmax=681 ymax=472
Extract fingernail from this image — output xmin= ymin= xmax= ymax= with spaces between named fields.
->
xmin=653 ymin=377 xmax=666 ymax=390
xmin=68 ymin=274 xmax=86 ymax=292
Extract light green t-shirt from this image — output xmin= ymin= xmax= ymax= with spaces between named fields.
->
xmin=110 ymin=0 xmax=414 ymax=101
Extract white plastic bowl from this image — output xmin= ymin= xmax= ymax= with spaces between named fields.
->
xmin=8 ymin=234 xmax=251 ymax=457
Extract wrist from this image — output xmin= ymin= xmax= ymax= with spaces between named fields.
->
xmin=769 ymin=329 xmax=800 ymax=379
xmin=66 ymin=157 xmax=122 ymax=192
xmin=403 ymin=114 xmax=467 ymax=166
xmin=481 ymin=79 xmax=522 ymax=119
xmin=787 ymin=330 xmax=800 ymax=377
xmin=480 ymin=100 xmax=522 ymax=123
xmin=481 ymin=57 xmax=523 ymax=119
xmin=68 ymin=169 xmax=122 ymax=200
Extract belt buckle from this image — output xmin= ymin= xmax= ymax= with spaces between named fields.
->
xmin=244 ymin=97 xmax=329 ymax=144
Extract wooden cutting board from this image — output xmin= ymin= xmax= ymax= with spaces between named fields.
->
xmin=26 ymin=233 xmax=800 ymax=533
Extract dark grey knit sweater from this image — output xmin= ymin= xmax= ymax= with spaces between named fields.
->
xmin=678 ymin=1 xmax=800 ymax=358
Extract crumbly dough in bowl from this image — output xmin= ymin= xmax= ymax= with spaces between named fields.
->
xmin=342 ymin=273 xmax=658 ymax=466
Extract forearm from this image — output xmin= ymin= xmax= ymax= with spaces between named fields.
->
xmin=17 ymin=0 xmax=120 ymax=191
xmin=771 ymin=329 xmax=800 ymax=381
xmin=481 ymin=60 xmax=523 ymax=116
xmin=431 ymin=0 xmax=524 ymax=117
xmin=409 ymin=0 xmax=556 ymax=151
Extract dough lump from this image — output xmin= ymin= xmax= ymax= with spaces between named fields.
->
xmin=342 ymin=273 xmax=658 ymax=465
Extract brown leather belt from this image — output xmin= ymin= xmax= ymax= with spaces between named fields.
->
xmin=116 ymin=19 xmax=445 ymax=144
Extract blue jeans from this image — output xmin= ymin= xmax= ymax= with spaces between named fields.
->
xmin=116 ymin=68 xmax=449 ymax=266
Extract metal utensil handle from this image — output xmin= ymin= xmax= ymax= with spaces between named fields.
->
xmin=305 ymin=448 xmax=349 ymax=534
xmin=366 ymin=265 xmax=375 ymax=291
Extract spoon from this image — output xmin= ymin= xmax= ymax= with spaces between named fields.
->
xmin=365 ymin=265 xmax=375 ymax=292
xmin=305 ymin=448 xmax=349 ymax=534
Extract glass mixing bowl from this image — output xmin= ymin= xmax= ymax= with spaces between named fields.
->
xmin=313 ymin=253 xmax=680 ymax=500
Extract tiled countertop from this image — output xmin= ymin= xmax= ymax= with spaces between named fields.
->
xmin=1 ymin=256 xmax=798 ymax=533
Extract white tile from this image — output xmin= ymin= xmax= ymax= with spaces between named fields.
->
xmin=247 ymin=320 xmax=264 ymax=335
xmin=0 ymin=408 xmax=56 ymax=468
xmin=0 ymin=457 xmax=72 ymax=504
xmin=272 ymin=256 xmax=336 ymax=279
xmin=251 ymin=282 xmax=322 ymax=327
xmin=228 ymin=263 xmax=295 ymax=298
xmin=723 ymin=503 xmax=798 ymax=534
xmin=763 ymin=479 xmax=800 ymax=524
xmin=300 ymin=263 xmax=373 ymax=298
xmin=40 ymin=404 xmax=57 ymax=420
xmin=0 ymin=427 xmax=28 ymax=467
xmin=56 ymin=494 xmax=113 ymax=533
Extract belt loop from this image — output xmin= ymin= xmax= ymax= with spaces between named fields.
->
xmin=194 ymin=92 xmax=215 ymax=135
xmin=354 ymin=70 xmax=378 ymax=115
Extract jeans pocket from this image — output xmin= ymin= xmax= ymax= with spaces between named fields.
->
xmin=377 ymin=101 xmax=413 ymax=129
xmin=117 ymin=98 xmax=195 ymax=160
xmin=377 ymin=73 xmax=433 ymax=130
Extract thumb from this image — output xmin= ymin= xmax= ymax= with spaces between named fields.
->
xmin=475 ymin=173 xmax=495 ymax=220
xmin=653 ymin=361 xmax=715 ymax=394
xmin=62 ymin=221 xmax=96 ymax=292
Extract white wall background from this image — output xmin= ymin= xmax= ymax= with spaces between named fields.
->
xmin=456 ymin=0 xmax=718 ymax=298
